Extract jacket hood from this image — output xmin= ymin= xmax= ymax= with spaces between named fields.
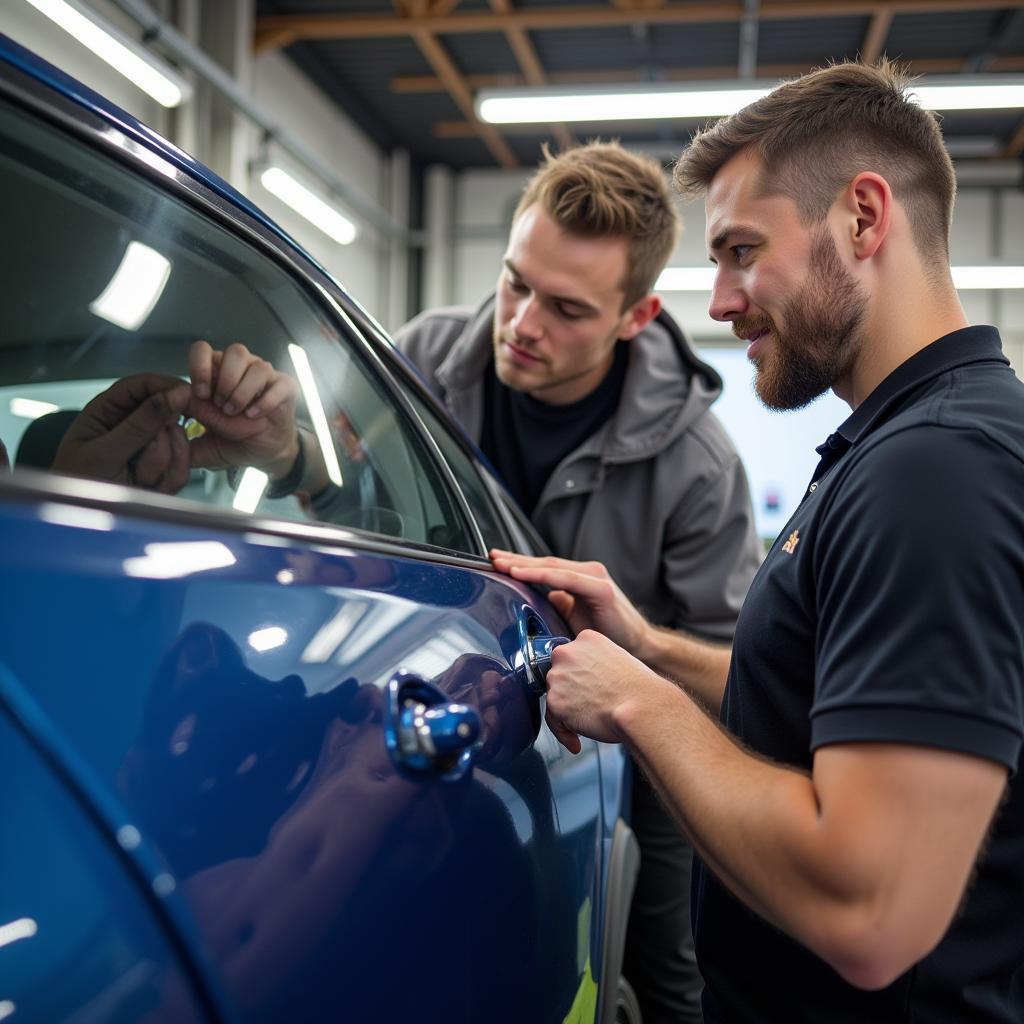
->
xmin=435 ymin=295 xmax=724 ymax=464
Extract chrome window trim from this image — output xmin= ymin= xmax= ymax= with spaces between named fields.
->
xmin=0 ymin=60 xmax=490 ymax=565
xmin=0 ymin=471 xmax=491 ymax=570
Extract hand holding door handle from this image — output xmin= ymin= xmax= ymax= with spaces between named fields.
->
xmin=526 ymin=635 xmax=570 ymax=694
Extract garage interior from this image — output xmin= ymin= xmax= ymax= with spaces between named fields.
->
xmin=6 ymin=0 xmax=1024 ymax=534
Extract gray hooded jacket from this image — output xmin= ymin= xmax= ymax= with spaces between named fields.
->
xmin=395 ymin=297 xmax=762 ymax=641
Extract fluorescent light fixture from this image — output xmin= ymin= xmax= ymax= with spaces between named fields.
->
xmin=10 ymin=397 xmax=59 ymax=420
xmin=0 ymin=1002 xmax=14 ymax=1023
xmin=913 ymin=79 xmax=1024 ymax=110
xmin=477 ymin=75 xmax=1024 ymax=125
xmin=22 ymin=0 xmax=192 ymax=108
xmin=38 ymin=503 xmax=115 ymax=532
xmin=478 ymin=82 xmax=772 ymax=124
xmin=656 ymin=267 xmax=716 ymax=291
xmin=260 ymin=167 xmax=358 ymax=245
xmin=248 ymin=626 xmax=288 ymax=652
xmin=287 ymin=344 xmax=344 ymax=487
xmin=951 ymin=265 xmax=1024 ymax=289
xmin=89 ymin=241 xmax=171 ymax=330
xmin=232 ymin=467 xmax=269 ymax=513
xmin=656 ymin=265 xmax=1024 ymax=292
xmin=124 ymin=541 xmax=236 ymax=579
xmin=0 ymin=918 xmax=38 ymax=950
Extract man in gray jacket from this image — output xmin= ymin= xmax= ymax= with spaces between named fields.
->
xmin=395 ymin=141 xmax=760 ymax=1023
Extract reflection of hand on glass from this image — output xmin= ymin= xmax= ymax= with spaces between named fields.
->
xmin=51 ymin=373 xmax=192 ymax=493
xmin=186 ymin=340 xmax=302 ymax=481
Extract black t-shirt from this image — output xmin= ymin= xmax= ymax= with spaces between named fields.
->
xmin=480 ymin=342 xmax=629 ymax=516
xmin=694 ymin=327 xmax=1024 ymax=1023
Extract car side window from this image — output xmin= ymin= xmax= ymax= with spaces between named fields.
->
xmin=0 ymin=100 xmax=474 ymax=555
xmin=403 ymin=388 xmax=514 ymax=551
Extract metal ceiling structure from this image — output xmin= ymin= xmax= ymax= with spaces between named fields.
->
xmin=254 ymin=0 xmax=1024 ymax=170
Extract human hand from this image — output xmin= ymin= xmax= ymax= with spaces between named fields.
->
xmin=543 ymin=629 xmax=660 ymax=754
xmin=489 ymin=550 xmax=653 ymax=658
xmin=185 ymin=340 xmax=300 ymax=478
xmin=51 ymin=374 xmax=192 ymax=493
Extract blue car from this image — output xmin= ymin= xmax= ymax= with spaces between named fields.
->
xmin=0 ymin=35 xmax=639 ymax=1024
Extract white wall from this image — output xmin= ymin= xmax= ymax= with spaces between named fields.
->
xmin=443 ymin=161 xmax=1024 ymax=538
xmin=446 ymin=162 xmax=1024 ymax=363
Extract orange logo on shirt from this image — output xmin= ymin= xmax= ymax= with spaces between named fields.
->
xmin=782 ymin=530 xmax=800 ymax=554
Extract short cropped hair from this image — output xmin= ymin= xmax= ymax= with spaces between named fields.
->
xmin=515 ymin=141 xmax=680 ymax=309
xmin=674 ymin=60 xmax=956 ymax=268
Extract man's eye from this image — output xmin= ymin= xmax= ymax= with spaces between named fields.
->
xmin=732 ymin=245 xmax=753 ymax=261
xmin=557 ymin=305 xmax=585 ymax=320
xmin=507 ymin=275 xmax=527 ymax=292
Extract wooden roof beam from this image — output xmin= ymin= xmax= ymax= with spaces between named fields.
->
xmin=488 ymin=0 xmax=575 ymax=151
xmin=393 ymin=56 xmax=1024 ymax=94
xmin=255 ymin=1 xmax=1024 ymax=48
xmin=412 ymin=29 xmax=519 ymax=167
xmin=1004 ymin=118 xmax=1024 ymax=158
xmin=860 ymin=9 xmax=893 ymax=64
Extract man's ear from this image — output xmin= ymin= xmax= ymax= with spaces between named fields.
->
xmin=619 ymin=294 xmax=661 ymax=340
xmin=842 ymin=172 xmax=892 ymax=262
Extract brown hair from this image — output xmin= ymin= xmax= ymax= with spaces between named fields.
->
xmin=674 ymin=60 xmax=956 ymax=268
xmin=515 ymin=140 xmax=680 ymax=309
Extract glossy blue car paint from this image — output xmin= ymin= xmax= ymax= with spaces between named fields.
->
xmin=0 ymin=489 xmax=603 ymax=1021
xmin=0 ymin=35 xmax=632 ymax=1023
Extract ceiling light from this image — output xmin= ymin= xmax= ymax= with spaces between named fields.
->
xmin=951 ymin=265 xmax=1024 ymax=289
xmin=248 ymin=626 xmax=288 ymax=652
xmin=260 ymin=167 xmax=358 ymax=246
xmin=0 ymin=918 xmax=37 ymax=950
xmin=478 ymin=82 xmax=772 ymax=124
xmin=656 ymin=265 xmax=1024 ymax=292
xmin=124 ymin=541 xmax=236 ymax=579
xmin=10 ymin=397 xmax=59 ymax=420
xmin=89 ymin=241 xmax=171 ymax=330
xmin=288 ymin=344 xmax=344 ymax=488
xmin=22 ymin=0 xmax=192 ymax=108
xmin=477 ymin=75 xmax=1024 ymax=125
xmin=232 ymin=467 xmax=268 ymax=513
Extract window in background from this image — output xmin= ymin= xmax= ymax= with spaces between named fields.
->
xmin=698 ymin=345 xmax=849 ymax=542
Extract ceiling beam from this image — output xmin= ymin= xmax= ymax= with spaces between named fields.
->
xmin=253 ymin=25 xmax=297 ymax=53
xmin=412 ymin=28 xmax=519 ymax=166
xmin=255 ymin=1 xmax=1024 ymax=48
xmin=488 ymin=0 xmax=575 ymax=150
xmin=1005 ymin=118 xmax=1024 ymax=158
xmin=392 ymin=54 xmax=1024 ymax=93
xmin=860 ymin=9 xmax=892 ymax=64
xmin=738 ymin=0 xmax=760 ymax=79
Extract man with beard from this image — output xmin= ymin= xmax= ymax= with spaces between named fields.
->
xmin=492 ymin=61 xmax=1024 ymax=1023
xmin=396 ymin=141 xmax=762 ymax=1023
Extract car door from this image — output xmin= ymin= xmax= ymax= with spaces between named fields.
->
xmin=0 ymin=50 xmax=604 ymax=1024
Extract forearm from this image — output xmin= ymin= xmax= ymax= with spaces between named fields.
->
xmin=635 ymin=624 xmax=732 ymax=713
xmin=613 ymin=681 xmax=933 ymax=988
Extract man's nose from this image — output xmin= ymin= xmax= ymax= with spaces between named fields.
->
xmin=708 ymin=268 xmax=748 ymax=323
xmin=512 ymin=294 xmax=544 ymax=340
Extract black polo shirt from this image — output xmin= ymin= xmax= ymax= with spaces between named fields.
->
xmin=693 ymin=326 xmax=1024 ymax=1023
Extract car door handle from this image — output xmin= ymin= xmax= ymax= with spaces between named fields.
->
xmin=385 ymin=672 xmax=481 ymax=781
xmin=526 ymin=635 xmax=570 ymax=693
xmin=517 ymin=607 xmax=570 ymax=695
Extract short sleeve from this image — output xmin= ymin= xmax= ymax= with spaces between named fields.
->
xmin=810 ymin=425 xmax=1024 ymax=771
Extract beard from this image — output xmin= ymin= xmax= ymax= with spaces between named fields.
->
xmin=737 ymin=228 xmax=868 ymax=411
